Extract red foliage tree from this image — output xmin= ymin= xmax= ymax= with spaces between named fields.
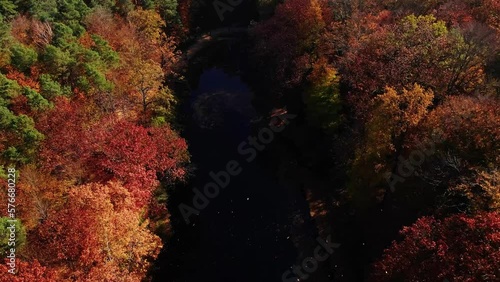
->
xmin=372 ymin=212 xmax=500 ymax=281
xmin=36 ymin=97 xmax=90 ymax=181
xmin=5 ymin=67 xmax=40 ymax=91
xmin=253 ymin=0 xmax=325 ymax=89
xmin=38 ymin=97 xmax=189 ymax=208
xmin=0 ymin=259 xmax=57 ymax=282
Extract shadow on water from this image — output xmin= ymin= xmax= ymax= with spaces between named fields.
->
xmin=152 ymin=37 xmax=319 ymax=281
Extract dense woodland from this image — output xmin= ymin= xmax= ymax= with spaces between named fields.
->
xmin=0 ymin=0 xmax=499 ymax=281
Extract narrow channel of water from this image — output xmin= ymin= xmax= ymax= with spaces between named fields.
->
xmin=153 ymin=38 xmax=319 ymax=282
xmin=185 ymin=66 xmax=296 ymax=281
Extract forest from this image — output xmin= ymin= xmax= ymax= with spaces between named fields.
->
xmin=0 ymin=0 xmax=498 ymax=281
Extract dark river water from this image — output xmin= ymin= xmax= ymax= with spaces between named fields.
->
xmin=152 ymin=38 xmax=319 ymax=282
xmin=186 ymin=67 xmax=296 ymax=281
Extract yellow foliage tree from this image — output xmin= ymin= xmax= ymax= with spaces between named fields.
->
xmin=349 ymin=84 xmax=434 ymax=203
xmin=453 ymin=168 xmax=500 ymax=213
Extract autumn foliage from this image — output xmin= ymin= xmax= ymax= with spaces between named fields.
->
xmin=37 ymin=97 xmax=188 ymax=208
xmin=1 ymin=0 xmax=499 ymax=280
xmin=253 ymin=0 xmax=325 ymax=89
xmin=0 ymin=1 xmax=188 ymax=281
xmin=342 ymin=14 xmax=492 ymax=118
xmin=252 ymin=0 xmax=500 ymax=280
xmin=372 ymin=212 xmax=500 ymax=281
xmin=0 ymin=259 xmax=57 ymax=282
xmin=28 ymin=182 xmax=162 ymax=281
xmin=410 ymin=95 xmax=500 ymax=166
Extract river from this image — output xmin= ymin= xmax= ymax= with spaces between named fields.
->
xmin=152 ymin=34 xmax=324 ymax=282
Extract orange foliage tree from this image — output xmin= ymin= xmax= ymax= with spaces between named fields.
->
xmin=28 ymin=182 xmax=162 ymax=281
xmin=408 ymin=95 xmax=500 ymax=166
xmin=0 ymin=259 xmax=57 ymax=282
